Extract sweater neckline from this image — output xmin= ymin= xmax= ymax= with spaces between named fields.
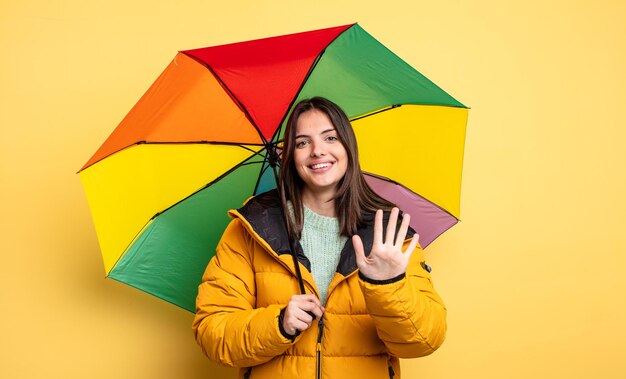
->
xmin=303 ymin=205 xmax=341 ymax=232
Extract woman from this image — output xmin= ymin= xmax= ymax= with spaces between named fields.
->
xmin=193 ymin=97 xmax=446 ymax=379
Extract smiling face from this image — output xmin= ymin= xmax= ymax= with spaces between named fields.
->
xmin=293 ymin=109 xmax=348 ymax=198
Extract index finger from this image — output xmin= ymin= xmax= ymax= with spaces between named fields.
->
xmin=297 ymin=297 xmax=324 ymax=320
xmin=295 ymin=294 xmax=323 ymax=308
xmin=300 ymin=303 xmax=324 ymax=320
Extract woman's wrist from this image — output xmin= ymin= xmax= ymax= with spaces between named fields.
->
xmin=358 ymin=271 xmax=405 ymax=285
xmin=278 ymin=307 xmax=299 ymax=341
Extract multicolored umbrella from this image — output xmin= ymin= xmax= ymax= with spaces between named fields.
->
xmin=79 ymin=23 xmax=468 ymax=312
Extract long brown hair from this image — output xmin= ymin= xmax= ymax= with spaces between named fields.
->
xmin=279 ymin=96 xmax=395 ymax=241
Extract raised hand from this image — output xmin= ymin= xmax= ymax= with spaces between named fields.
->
xmin=353 ymin=207 xmax=419 ymax=281
xmin=282 ymin=294 xmax=325 ymax=336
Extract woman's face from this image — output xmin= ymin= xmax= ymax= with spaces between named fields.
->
xmin=293 ymin=109 xmax=348 ymax=197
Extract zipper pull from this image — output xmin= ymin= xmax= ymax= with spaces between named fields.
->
xmin=317 ymin=315 xmax=324 ymax=347
xmin=317 ymin=316 xmax=324 ymax=337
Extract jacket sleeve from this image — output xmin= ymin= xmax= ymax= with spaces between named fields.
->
xmin=192 ymin=218 xmax=294 ymax=367
xmin=358 ymin=242 xmax=447 ymax=358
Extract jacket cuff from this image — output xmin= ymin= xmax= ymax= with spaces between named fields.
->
xmin=358 ymin=271 xmax=406 ymax=285
xmin=278 ymin=307 xmax=299 ymax=342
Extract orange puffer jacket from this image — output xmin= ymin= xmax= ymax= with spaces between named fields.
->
xmin=193 ymin=191 xmax=447 ymax=379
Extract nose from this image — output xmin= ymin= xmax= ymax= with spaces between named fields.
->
xmin=310 ymin=140 xmax=326 ymax=157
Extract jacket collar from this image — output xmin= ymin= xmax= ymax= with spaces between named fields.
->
xmin=233 ymin=189 xmax=415 ymax=277
xmin=234 ymin=189 xmax=311 ymax=272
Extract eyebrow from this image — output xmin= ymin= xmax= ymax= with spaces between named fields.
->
xmin=295 ymin=128 xmax=336 ymax=139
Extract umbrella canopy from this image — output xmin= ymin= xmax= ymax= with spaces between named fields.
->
xmin=79 ymin=23 xmax=468 ymax=312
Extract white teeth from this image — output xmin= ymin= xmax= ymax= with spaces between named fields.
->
xmin=311 ymin=163 xmax=331 ymax=169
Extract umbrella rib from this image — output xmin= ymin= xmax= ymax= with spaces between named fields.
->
xmin=78 ymin=142 xmax=265 ymax=173
xmin=138 ymin=141 xmax=262 ymax=158
xmin=350 ymin=104 xmax=401 ymax=122
xmin=238 ymin=160 xmax=267 ymax=167
xmin=138 ymin=140 xmax=264 ymax=149
xmin=350 ymin=103 xmax=471 ymax=123
xmin=180 ymin=51 xmax=269 ymax=146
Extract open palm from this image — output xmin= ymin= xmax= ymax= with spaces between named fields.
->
xmin=353 ymin=208 xmax=419 ymax=281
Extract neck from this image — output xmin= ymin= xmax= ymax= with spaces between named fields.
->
xmin=301 ymin=188 xmax=336 ymax=217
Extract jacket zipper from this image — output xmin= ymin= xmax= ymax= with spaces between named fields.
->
xmin=316 ymin=315 xmax=324 ymax=379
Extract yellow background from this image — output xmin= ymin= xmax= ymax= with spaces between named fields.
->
xmin=2 ymin=0 xmax=625 ymax=377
